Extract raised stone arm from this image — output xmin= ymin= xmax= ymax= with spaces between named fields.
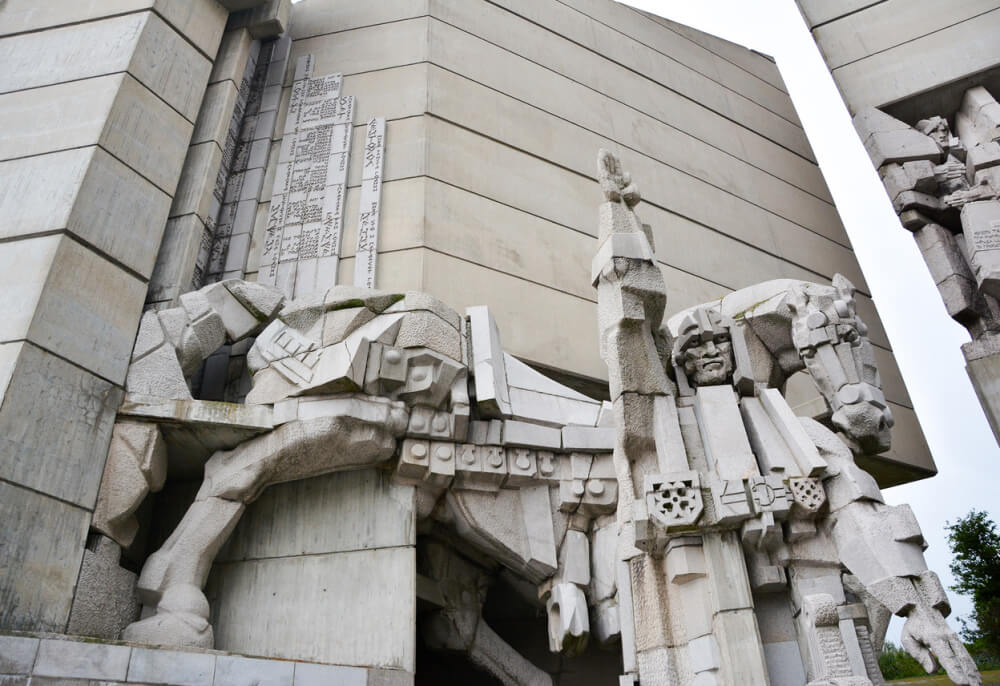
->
xmin=593 ymin=148 xmax=672 ymax=403
xmin=822 ymin=462 xmax=982 ymax=684
xmin=779 ymin=278 xmax=981 ymax=683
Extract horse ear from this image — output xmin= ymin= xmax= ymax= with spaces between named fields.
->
xmin=785 ymin=283 xmax=808 ymax=314
xmin=832 ymin=273 xmax=856 ymax=300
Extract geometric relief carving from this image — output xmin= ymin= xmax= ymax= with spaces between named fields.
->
xmin=789 ymin=476 xmax=826 ymax=517
xmin=645 ymin=471 xmax=703 ymax=530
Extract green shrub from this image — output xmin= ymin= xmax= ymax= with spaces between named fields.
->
xmin=880 ymin=641 xmax=930 ymax=680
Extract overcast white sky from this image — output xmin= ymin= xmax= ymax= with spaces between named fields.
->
xmin=617 ymin=0 xmax=1000 ymax=646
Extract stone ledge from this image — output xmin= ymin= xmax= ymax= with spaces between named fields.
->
xmin=0 ymin=632 xmax=412 ymax=686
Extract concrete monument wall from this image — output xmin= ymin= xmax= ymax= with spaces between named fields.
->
xmin=0 ymin=0 xmax=938 ymax=651
xmin=796 ymin=0 xmax=1000 ymax=119
xmin=0 ymin=0 xmax=236 ymax=632
xmin=797 ymin=0 xmax=1000 ymax=442
xmin=236 ymin=0 xmax=931 ymax=482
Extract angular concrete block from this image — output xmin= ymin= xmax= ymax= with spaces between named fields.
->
xmin=292 ymin=663 xmax=366 ymax=686
xmin=966 ymin=141 xmax=1000 ymax=174
xmin=965 ymin=345 xmax=1000 ymax=442
xmin=170 ymin=142 xmax=225 ymax=223
xmin=229 ymin=0 xmax=292 ymax=39
xmin=0 ymin=74 xmax=121 ymax=163
xmin=7 ymin=235 xmax=147 ymax=384
xmin=0 ymin=233 xmax=60 ymax=344
xmin=128 ymin=647 xmax=215 ymax=686
xmin=702 ymin=532 xmax=753 ymax=612
xmin=0 ymin=13 xmax=148 ymax=94
xmin=66 ymin=536 xmax=140 ymax=640
xmin=0 ymin=342 xmax=123 ymax=508
xmin=215 ymin=655 xmax=294 ymax=686
xmin=149 ymin=214 xmax=211 ymax=305
xmin=33 ymin=639 xmax=130 ymax=681
xmin=502 ymin=419 xmax=562 ymax=449
xmin=693 ymin=386 xmax=757 ymax=481
xmin=0 ymin=147 xmax=172 ymax=278
xmin=712 ymin=610 xmax=769 ymax=686
xmin=218 ymin=469 xmax=414 ymax=561
xmin=210 ymin=29 xmax=254 ymax=86
xmin=963 ymin=200 xmax=1000 ymax=298
xmin=208 ymin=546 xmax=415 ymax=670
xmin=855 ymin=108 xmax=942 ymax=168
xmin=192 ymin=81 xmax=240 ymax=148
xmin=0 ymin=635 xmax=38 ymax=673
xmin=958 ymin=86 xmax=1000 ymax=147
xmin=129 ymin=13 xmax=214 ymax=121
xmin=0 ymin=0 xmax=226 ymax=58
xmin=0 ymin=0 xmax=151 ymax=37
xmin=0 ymin=483 xmax=90 ymax=631
xmin=153 ymin=0 xmax=229 ymax=59
xmin=0 ymin=13 xmax=211 ymax=122
xmin=103 ymin=73 xmax=195 ymax=194
xmin=93 ymin=422 xmax=167 ymax=547
xmin=561 ymin=425 xmax=615 ymax=451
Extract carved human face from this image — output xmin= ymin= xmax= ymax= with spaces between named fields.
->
xmin=916 ymin=116 xmax=951 ymax=149
xmin=681 ymin=334 xmax=733 ymax=387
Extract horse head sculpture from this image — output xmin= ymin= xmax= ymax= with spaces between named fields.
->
xmin=786 ymin=274 xmax=893 ymax=454
xmin=664 ymin=274 xmax=893 ymax=455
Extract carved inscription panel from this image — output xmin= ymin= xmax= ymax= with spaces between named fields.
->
xmin=259 ymin=56 xmax=352 ymax=299
xmin=354 ymin=117 xmax=386 ymax=289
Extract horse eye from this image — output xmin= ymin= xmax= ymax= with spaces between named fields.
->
xmin=844 ymin=330 xmax=859 ymax=343
xmin=801 ymin=347 xmax=816 ymax=359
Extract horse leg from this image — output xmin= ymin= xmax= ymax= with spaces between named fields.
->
xmin=123 ymin=398 xmax=407 ymax=647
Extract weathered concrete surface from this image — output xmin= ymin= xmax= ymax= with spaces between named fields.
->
xmin=208 ymin=545 xmax=416 ymax=670
xmin=0 ymin=342 xmax=123 ymax=508
xmin=0 ymin=147 xmax=172 ymax=278
xmin=0 ymin=482 xmax=90 ymax=631
xmin=0 ymin=632 xmax=413 ymax=685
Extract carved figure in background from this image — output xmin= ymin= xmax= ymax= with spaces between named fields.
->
xmin=855 ymin=88 xmax=1000 ymax=442
xmin=857 ymin=89 xmax=1000 ymax=350
xmin=593 ymin=149 xmax=979 ymax=686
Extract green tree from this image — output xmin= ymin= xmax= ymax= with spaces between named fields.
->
xmin=946 ymin=510 xmax=1000 ymax=660
xmin=880 ymin=641 xmax=929 ymax=680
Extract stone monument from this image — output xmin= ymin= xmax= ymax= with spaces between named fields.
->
xmin=856 ymin=88 xmax=1000 ymax=443
xmin=591 ymin=149 xmax=979 ymax=686
xmin=0 ymin=0 xmax=969 ymax=680
xmin=46 ymin=151 xmax=977 ymax=686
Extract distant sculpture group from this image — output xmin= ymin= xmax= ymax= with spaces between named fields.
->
xmin=857 ymin=87 xmax=1000 ymax=438
xmin=88 ymin=150 xmax=979 ymax=685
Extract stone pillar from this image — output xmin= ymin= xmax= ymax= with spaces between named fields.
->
xmin=964 ymin=334 xmax=1000 ymax=440
xmin=0 ymin=0 xmax=237 ymax=632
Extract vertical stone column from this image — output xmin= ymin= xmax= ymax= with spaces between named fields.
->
xmin=0 ymin=0 xmax=236 ymax=632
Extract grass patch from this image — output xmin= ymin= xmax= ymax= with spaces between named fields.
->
xmin=889 ymin=669 xmax=1000 ymax=684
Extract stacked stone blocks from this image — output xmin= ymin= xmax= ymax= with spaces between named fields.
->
xmin=0 ymin=633 xmax=411 ymax=686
